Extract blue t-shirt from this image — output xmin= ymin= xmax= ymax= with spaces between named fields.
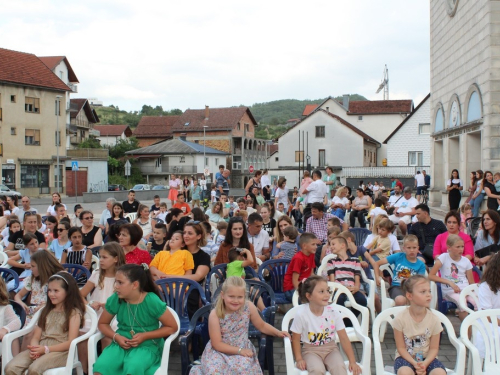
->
xmin=386 ymin=252 xmax=426 ymax=286
xmin=49 ymin=239 xmax=72 ymax=261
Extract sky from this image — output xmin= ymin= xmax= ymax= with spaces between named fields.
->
xmin=1 ymin=0 xmax=430 ymax=112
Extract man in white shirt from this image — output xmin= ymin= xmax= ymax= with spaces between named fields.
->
xmin=302 ymin=169 xmax=328 ymax=230
xmin=388 ymin=185 xmax=403 ymax=207
xmin=247 ymin=213 xmax=270 ymax=261
xmin=389 ymin=187 xmax=418 ymax=235
xmin=414 ymin=170 xmax=426 ymax=203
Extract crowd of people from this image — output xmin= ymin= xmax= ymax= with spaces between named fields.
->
xmin=0 ymin=164 xmax=498 ymax=375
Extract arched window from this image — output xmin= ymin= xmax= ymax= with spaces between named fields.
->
xmin=467 ymin=91 xmax=482 ymax=122
xmin=435 ymin=108 xmax=444 ymax=132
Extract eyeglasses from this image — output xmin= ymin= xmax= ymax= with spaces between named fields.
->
xmin=24 ymin=212 xmax=37 ymax=217
xmin=57 ymin=228 xmax=66 ymax=232
xmin=83 ymin=216 xmax=93 ymax=220
xmin=189 ymin=220 xmax=201 ymax=224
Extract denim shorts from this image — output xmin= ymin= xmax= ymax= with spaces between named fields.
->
xmin=394 ymin=357 xmax=445 ymax=374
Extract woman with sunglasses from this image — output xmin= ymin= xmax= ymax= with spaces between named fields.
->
xmin=49 ymin=221 xmax=71 ymax=261
xmin=79 ymin=210 xmax=103 ymax=249
xmin=214 ymin=217 xmax=258 ymax=269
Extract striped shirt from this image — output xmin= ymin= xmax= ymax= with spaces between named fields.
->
xmin=326 ymin=256 xmax=361 ymax=288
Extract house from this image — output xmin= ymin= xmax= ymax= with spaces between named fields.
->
xmin=67 ymin=99 xmax=100 ymax=147
xmin=133 ymin=115 xmax=179 ymax=147
xmin=125 ymin=137 xmax=229 ymax=185
xmin=0 ymin=48 xmax=71 ymax=196
xmin=383 ymin=94 xmax=431 ymax=167
xmin=94 ymin=125 xmax=132 ymax=147
xmin=170 ymin=106 xmax=267 ymax=188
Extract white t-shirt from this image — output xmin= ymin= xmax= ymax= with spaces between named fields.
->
xmin=248 ymin=229 xmax=270 ymax=257
xmin=364 ymin=233 xmax=400 ymax=253
xmin=306 ymin=180 xmax=328 ymax=204
xmin=415 ymin=174 xmax=426 ymax=187
xmin=394 ymin=196 xmax=418 ymax=214
xmin=261 ymin=174 xmax=271 ymax=188
xmin=370 ymin=207 xmax=387 ymax=219
xmin=388 ymin=194 xmax=402 ymax=206
xmin=47 ymin=203 xmax=67 ymax=216
xmin=437 ymin=253 xmax=472 ymax=292
xmin=275 ymin=187 xmax=289 ymax=210
xmin=211 ymin=190 xmax=216 ymax=202
xmin=372 ymin=185 xmax=380 ymax=192
xmin=331 ymin=196 xmax=349 ymax=208
xmin=446 ymin=178 xmax=463 ymax=188
xmin=290 ymin=304 xmax=345 ymax=345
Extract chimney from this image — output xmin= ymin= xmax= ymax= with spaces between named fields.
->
xmin=343 ymin=94 xmax=349 ymax=110
xmin=326 ymin=107 xmax=329 ymax=112
xmin=205 ymin=105 xmax=209 ymax=120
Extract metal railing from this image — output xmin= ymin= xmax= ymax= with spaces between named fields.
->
xmin=139 ymin=165 xmax=197 ymax=174
xmin=341 ymin=166 xmax=431 ymax=178
xmin=67 ymin=148 xmax=109 ymax=159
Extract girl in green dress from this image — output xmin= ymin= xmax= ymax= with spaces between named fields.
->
xmin=93 ymin=264 xmax=178 ymax=375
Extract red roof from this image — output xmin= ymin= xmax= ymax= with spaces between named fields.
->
xmin=348 ymin=100 xmax=413 ymax=115
xmin=133 ymin=115 xmax=180 ymax=137
xmin=0 ymin=48 xmax=70 ymax=91
xmin=171 ymin=107 xmax=257 ymax=132
xmin=70 ymin=99 xmax=99 ymax=123
xmin=38 ymin=56 xmax=79 ymax=83
xmin=94 ymin=125 xmax=132 ymax=137
xmin=302 ymin=104 xmax=318 ymax=116
xmin=268 ymin=144 xmax=278 ymax=155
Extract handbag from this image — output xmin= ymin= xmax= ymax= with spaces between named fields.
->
xmin=419 ymin=226 xmax=434 ymax=265
xmin=386 ymin=196 xmax=402 ymax=215
xmin=475 ymin=243 xmax=500 ymax=259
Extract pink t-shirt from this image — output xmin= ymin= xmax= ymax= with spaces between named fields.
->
xmin=433 ymin=231 xmax=474 ymax=260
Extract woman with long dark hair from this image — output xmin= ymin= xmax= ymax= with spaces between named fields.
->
xmin=474 ymin=210 xmax=500 ymax=266
xmin=469 ymin=170 xmax=485 ymax=217
xmin=482 ymin=171 xmax=500 ymax=211
xmin=446 ymin=169 xmax=463 ymax=211
xmin=214 ymin=217 xmax=257 ymax=269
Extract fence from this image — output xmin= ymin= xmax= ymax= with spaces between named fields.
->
xmin=341 ymin=166 xmax=431 ymax=178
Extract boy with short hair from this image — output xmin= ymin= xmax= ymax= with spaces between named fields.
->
xmin=148 ymin=223 xmax=167 ymax=257
xmin=150 ymin=195 xmax=161 ymax=215
xmin=370 ymin=198 xmax=388 ymax=220
xmin=327 ymin=217 xmax=341 ymax=229
xmin=373 ymin=234 xmax=426 ymax=306
xmin=190 ymin=180 xmax=202 ymax=208
xmin=277 ymin=202 xmax=285 ymax=214
xmin=122 ymin=190 xmax=140 ymax=213
xmin=173 ymin=192 xmax=191 ymax=214
xmin=154 ymin=202 xmax=168 ymax=222
xmin=214 ymin=221 xmax=227 ymax=246
xmin=278 ymin=226 xmax=299 ymax=259
xmin=283 ymin=233 xmax=319 ymax=302
xmin=227 ymin=248 xmax=254 ymax=278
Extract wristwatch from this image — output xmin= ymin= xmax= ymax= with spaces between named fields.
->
xmin=44 ymin=346 xmax=50 ymax=354
xmin=238 ymin=347 xmax=242 ymax=354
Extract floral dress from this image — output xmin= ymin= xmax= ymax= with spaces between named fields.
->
xmin=24 ymin=276 xmax=47 ymax=324
xmin=190 ymin=302 xmax=262 ymax=375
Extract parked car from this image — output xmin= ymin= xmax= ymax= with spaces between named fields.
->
xmin=131 ymin=184 xmax=151 ymax=191
xmin=108 ymin=184 xmax=126 ymax=191
xmin=152 ymin=185 xmax=167 ymax=190
xmin=0 ymin=184 xmax=22 ymax=198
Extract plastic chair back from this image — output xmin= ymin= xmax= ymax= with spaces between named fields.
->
xmin=349 ymin=227 xmax=372 ymax=246
xmin=0 ymin=252 xmax=8 ymax=268
xmin=62 ymin=263 xmax=91 ymax=287
xmin=0 ymin=268 xmax=19 ymax=292
xmin=459 ymin=283 xmax=480 ymax=315
xmin=317 ymin=254 xmax=337 ymax=278
xmin=257 ymin=259 xmax=290 ymax=304
xmin=9 ymin=300 xmax=26 ymax=328
xmin=204 ymin=264 xmax=227 ymax=302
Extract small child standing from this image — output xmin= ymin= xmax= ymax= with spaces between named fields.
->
xmin=283 ymin=233 xmax=318 ymax=302
xmin=393 ymin=275 xmax=446 ymax=375
xmin=227 ymin=248 xmax=254 ymax=278
xmin=190 ymin=180 xmax=202 ymax=208
xmin=290 ymin=276 xmax=361 ymax=375
xmin=366 ymin=218 xmax=394 ymax=261
xmin=211 ymin=186 xmax=217 ymax=203
xmin=149 ymin=231 xmax=194 ymax=280
xmin=429 ymin=234 xmax=475 ymax=321
xmin=190 ymin=277 xmax=289 ymax=375
xmin=276 ymin=226 xmax=298 ymax=259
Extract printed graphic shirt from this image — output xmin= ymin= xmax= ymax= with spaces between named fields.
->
xmin=290 ymin=304 xmax=345 ymax=345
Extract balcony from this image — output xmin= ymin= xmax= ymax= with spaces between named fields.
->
xmin=70 ymin=135 xmax=83 ymax=144
xmin=67 ymin=148 xmax=108 ymax=159
xmin=68 ymin=83 xmax=78 ymax=93
xmin=139 ymin=165 xmax=197 ymax=175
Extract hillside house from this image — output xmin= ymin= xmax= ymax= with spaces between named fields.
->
xmin=95 ymin=125 xmax=132 ymax=147
xmin=133 ymin=115 xmax=179 ymax=147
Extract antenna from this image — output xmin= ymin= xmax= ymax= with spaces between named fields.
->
xmin=375 ymin=64 xmax=389 ymax=100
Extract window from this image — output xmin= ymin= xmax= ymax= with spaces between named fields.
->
xmin=21 ymin=165 xmax=49 ymax=188
xmin=155 ymin=158 xmax=162 ymax=168
xmin=11 ymin=127 xmax=16 ymax=135
xmin=295 ymin=151 xmax=304 ymax=162
xmin=419 ymin=123 xmax=430 ymax=134
xmin=10 ymin=95 xmax=16 ymax=103
xmin=315 ymin=126 xmax=325 ymax=138
xmin=215 ymin=158 xmax=219 ymax=166
xmin=435 ymin=108 xmax=444 ymax=132
xmin=358 ymin=115 xmax=363 ymax=121
xmin=275 ymin=157 xmax=279 ymax=162
xmin=205 ymin=157 xmax=209 ymax=166
xmin=25 ymin=129 xmax=40 ymax=145
xmin=54 ymin=165 xmax=63 ymax=189
xmin=25 ymin=97 xmax=40 ymax=113
xmin=180 ymin=156 xmax=185 ymax=163
xmin=55 ymin=131 xmax=61 ymax=146
xmin=408 ymin=151 xmax=423 ymax=166
xmin=245 ymin=124 xmax=249 ymax=132
xmin=318 ymin=150 xmax=325 ymax=167
xmin=467 ymin=91 xmax=482 ymax=122
xmin=237 ymin=123 xmax=240 ymax=130
xmin=55 ymin=100 xmax=61 ymax=116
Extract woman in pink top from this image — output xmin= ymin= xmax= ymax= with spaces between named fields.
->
xmin=168 ymin=174 xmax=180 ymax=206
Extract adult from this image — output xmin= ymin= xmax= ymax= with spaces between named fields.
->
xmin=50 ymin=221 xmax=71 ymax=261
xmin=245 ymin=170 xmax=262 ymax=195
xmin=349 ymin=188 xmax=372 ymax=229
xmin=247 ymin=213 xmax=270 ymax=261
xmin=168 ymin=174 xmax=181 ymax=206
xmin=302 ymin=169 xmax=328 ymax=229
xmin=17 ymin=196 xmax=37 ymax=223
xmin=388 ymin=185 xmax=403 ymax=207
xmin=199 ymin=175 xmax=207 ymax=201
xmin=372 ymin=181 xmax=381 ymax=198
xmin=414 ymin=170 xmax=426 ymax=203
xmin=474 ymin=210 xmax=500 ymax=266
xmin=5 ymin=196 xmax=20 ymax=217
xmin=389 ymin=187 xmax=418 ymax=235
xmin=469 ymin=170 xmax=485 ymax=217
xmin=330 ymin=187 xmax=350 ymax=220
xmin=216 ymin=169 xmax=230 ymax=200
xmin=423 ymin=170 xmax=431 ymax=188
xmin=482 ymin=171 xmax=500 ymax=211
xmin=79 ymin=210 xmax=103 ymax=249
xmin=322 ymin=166 xmax=337 ymax=199
xmin=272 ymin=215 xmax=300 ymax=258
xmin=359 ymin=180 xmax=365 ymax=191
xmin=118 ymin=223 xmax=151 ymax=265
xmin=5 ymin=212 xmax=46 ymax=252
xmin=465 ymin=171 xmax=478 ymax=205
xmin=390 ymin=177 xmax=404 ymax=195
xmin=261 ymin=169 xmax=272 ymax=200
xmin=122 ymin=190 xmax=140 ymax=214
xmin=433 ymin=210 xmax=475 ymax=262
xmin=214 ymin=217 xmax=257 ymax=269
xmin=99 ymin=197 xmax=115 ymax=230
xmin=408 ymin=204 xmax=447 ymax=263
xmin=274 ymin=177 xmax=291 ymax=212
xmin=447 ymin=169 xmax=463 ymax=211
xmin=46 ymin=192 xmax=65 ymax=217
xmin=306 ymin=202 xmax=345 ymax=243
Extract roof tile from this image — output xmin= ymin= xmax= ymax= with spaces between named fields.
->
xmin=94 ymin=125 xmax=132 ymax=137
xmin=133 ymin=115 xmax=180 ymax=137
xmin=348 ymin=100 xmax=413 ymax=114
xmin=38 ymin=56 xmax=79 ymax=83
xmin=302 ymin=104 xmax=318 ymax=116
xmin=171 ymin=107 xmax=257 ymax=132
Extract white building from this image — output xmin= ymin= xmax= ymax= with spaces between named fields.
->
xmin=94 ymin=125 xmax=132 ymax=147
xmin=384 ymin=94 xmax=431 ymax=167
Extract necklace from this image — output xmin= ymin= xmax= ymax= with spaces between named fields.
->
xmin=127 ymin=292 xmax=144 ymax=336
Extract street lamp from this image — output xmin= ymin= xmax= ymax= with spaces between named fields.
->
xmin=55 ymin=95 xmax=62 ymax=193
xmin=203 ymin=125 xmax=208 ymax=169
xmin=306 ymin=154 xmax=311 ymax=172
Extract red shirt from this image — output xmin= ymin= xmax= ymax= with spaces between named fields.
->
xmin=283 ymin=251 xmax=315 ymax=291
xmin=125 ymin=247 xmax=152 ymax=266
xmin=173 ymin=203 xmax=191 ymax=214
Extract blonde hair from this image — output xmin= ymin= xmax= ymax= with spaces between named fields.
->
xmin=403 ymin=234 xmax=419 ymax=246
xmin=460 ymin=203 xmax=472 ymax=214
xmin=335 ymin=187 xmax=347 ymax=198
xmin=377 ymin=218 xmax=395 ymax=233
xmin=446 ymin=233 xmax=464 ymax=248
xmin=235 ymin=210 xmax=248 ymax=221
xmin=371 ymin=214 xmax=388 ymax=235
xmin=0 ymin=278 xmax=9 ymax=306
xmin=214 ymin=276 xmax=247 ymax=319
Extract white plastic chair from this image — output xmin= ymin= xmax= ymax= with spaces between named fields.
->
xmin=460 ymin=308 xmax=500 ymax=375
xmin=282 ymin=304 xmax=372 ymax=375
xmin=430 ymin=280 xmax=438 ymax=310
xmin=0 ymin=251 xmax=9 ymax=268
xmin=459 ymin=283 xmax=479 ymax=315
xmin=292 ymin=281 xmax=369 ymax=340
xmin=373 ymin=306 xmax=466 ymax=375
xmin=88 ymin=306 xmax=181 ymax=374
xmin=125 ymin=212 xmax=137 ymax=223
xmin=91 ymin=255 xmax=100 ymax=271
xmin=317 ymin=253 xmax=337 ymax=277
xmin=2 ymin=305 xmax=98 ymax=375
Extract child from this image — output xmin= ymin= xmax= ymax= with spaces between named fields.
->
xmin=49 ymin=221 xmax=71 ymax=261
xmin=363 ymin=214 xmax=401 ymax=254
xmin=1 ymin=219 xmax=21 ymax=248
xmin=150 ymin=195 xmax=161 ymax=216
xmin=290 ymin=276 xmax=361 ymax=375
xmin=214 ymin=221 xmax=227 ymax=246
xmin=61 ymin=227 xmax=92 ymax=270
xmin=0 ymin=278 xmax=21 ymax=343
xmin=327 ymin=236 xmax=368 ymax=321
xmin=93 ymin=264 xmax=179 ymax=375
xmin=133 ymin=204 xmax=153 ymax=242
xmin=190 ymin=180 xmax=202 ymax=208
xmin=106 ymin=202 xmax=125 ymax=235
xmin=173 ymin=192 xmax=191 ymax=214
xmin=149 ymin=231 xmax=194 ymax=280
xmin=460 ymin=203 xmax=472 ymax=232
xmin=7 ymin=233 xmax=40 ymax=293
xmin=71 ymin=204 xmax=83 ymax=227
xmin=392 ymin=275 xmax=446 ymax=375
xmin=366 ymin=218 xmax=394 ymax=261
xmin=318 ymin=226 xmax=342 ymax=265
xmin=5 ymin=271 xmax=85 ymax=375
xmin=298 ymin=170 xmax=313 ymax=195
xmin=147 ymin=223 xmax=167 ymax=257
xmin=374 ymin=235 xmax=426 ymax=306
xmin=190 ymin=276 xmax=289 ymax=375
xmin=276 ymin=226 xmax=298 ymax=259
xmin=429 ymin=234 xmax=475 ymax=321
xmin=155 ymin=202 xmax=168 ymax=222
xmin=277 ymin=202 xmax=286 ymax=214
xmin=283 ymin=233 xmax=318 ymax=302
xmin=327 ymin=217 xmax=341 ymax=229
xmin=227 ymin=248 xmax=254 ymax=278
xmin=210 ymin=186 xmax=217 ymax=203
xmin=369 ymin=198 xmax=388 ymax=222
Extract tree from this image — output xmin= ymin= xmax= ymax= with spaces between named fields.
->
xmin=77 ymin=138 xmax=102 ymax=149
xmin=108 ymin=137 xmax=140 ymax=159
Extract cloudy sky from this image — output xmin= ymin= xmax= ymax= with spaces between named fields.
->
xmin=2 ymin=0 xmax=430 ymax=112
